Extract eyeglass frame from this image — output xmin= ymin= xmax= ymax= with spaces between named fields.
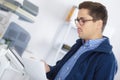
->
xmin=75 ymin=17 xmax=96 ymax=26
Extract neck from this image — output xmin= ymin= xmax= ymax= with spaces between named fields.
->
xmin=85 ymin=34 xmax=103 ymax=42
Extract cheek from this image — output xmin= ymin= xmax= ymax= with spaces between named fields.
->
xmin=83 ymin=26 xmax=91 ymax=33
xmin=83 ymin=26 xmax=94 ymax=35
xmin=85 ymin=24 xmax=95 ymax=32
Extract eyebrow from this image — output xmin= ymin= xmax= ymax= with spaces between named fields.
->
xmin=77 ymin=17 xmax=86 ymax=19
xmin=77 ymin=17 xmax=93 ymax=20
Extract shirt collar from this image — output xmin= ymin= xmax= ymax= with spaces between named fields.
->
xmin=82 ymin=37 xmax=106 ymax=48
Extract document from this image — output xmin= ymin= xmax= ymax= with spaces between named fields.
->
xmin=22 ymin=57 xmax=47 ymax=80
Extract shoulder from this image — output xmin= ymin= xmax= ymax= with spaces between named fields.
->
xmin=95 ymin=51 xmax=117 ymax=70
xmin=93 ymin=51 xmax=116 ymax=65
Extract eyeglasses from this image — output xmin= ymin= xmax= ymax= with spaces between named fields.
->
xmin=75 ymin=18 xmax=94 ymax=26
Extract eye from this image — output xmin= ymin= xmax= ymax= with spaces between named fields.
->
xmin=81 ymin=19 xmax=86 ymax=23
xmin=76 ymin=18 xmax=80 ymax=22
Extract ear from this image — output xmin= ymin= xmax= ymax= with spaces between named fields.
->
xmin=96 ymin=20 xmax=103 ymax=30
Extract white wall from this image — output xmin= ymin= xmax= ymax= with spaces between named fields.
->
xmin=13 ymin=0 xmax=120 ymax=80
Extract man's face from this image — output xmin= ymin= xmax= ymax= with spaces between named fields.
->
xmin=76 ymin=9 xmax=101 ymax=40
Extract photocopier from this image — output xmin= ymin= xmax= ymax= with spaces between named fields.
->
xmin=0 ymin=45 xmax=30 ymax=80
xmin=0 ymin=1 xmax=31 ymax=79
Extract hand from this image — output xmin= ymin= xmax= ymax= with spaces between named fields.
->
xmin=41 ymin=60 xmax=50 ymax=73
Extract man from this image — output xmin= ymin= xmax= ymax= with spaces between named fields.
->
xmin=43 ymin=1 xmax=118 ymax=80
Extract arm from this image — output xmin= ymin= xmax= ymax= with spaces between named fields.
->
xmin=94 ymin=53 xmax=117 ymax=80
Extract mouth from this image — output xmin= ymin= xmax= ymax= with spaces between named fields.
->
xmin=77 ymin=28 xmax=82 ymax=34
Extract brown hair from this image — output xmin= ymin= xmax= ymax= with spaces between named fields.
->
xmin=79 ymin=1 xmax=108 ymax=31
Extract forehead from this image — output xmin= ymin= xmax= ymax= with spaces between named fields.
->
xmin=77 ymin=9 xmax=92 ymax=18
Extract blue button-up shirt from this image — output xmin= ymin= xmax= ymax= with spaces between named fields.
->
xmin=55 ymin=38 xmax=106 ymax=80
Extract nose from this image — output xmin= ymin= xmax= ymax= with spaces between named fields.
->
xmin=75 ymin=23 xmax=81 ymax=28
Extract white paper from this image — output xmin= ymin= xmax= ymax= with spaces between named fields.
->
xmin=22 ymin=58 xmax=47 ymax=80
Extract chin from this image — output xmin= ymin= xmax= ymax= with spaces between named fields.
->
xmin=79 ymin=34 xmax=83 ymax=38
xmin=79 ymin=36 xmax=83 ymax=39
